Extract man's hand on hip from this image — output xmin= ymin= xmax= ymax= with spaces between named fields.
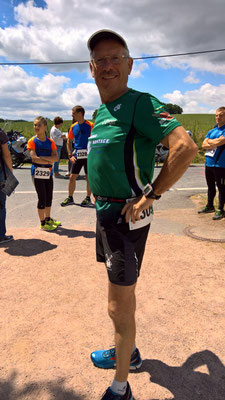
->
xmin=121 ymin=196 xmax=154 ymax=224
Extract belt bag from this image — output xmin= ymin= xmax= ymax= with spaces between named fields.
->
xmin=94 ymin=194 xmax=127 ymax=203
xmin=0 ymin=160 xmax=19 ymax=196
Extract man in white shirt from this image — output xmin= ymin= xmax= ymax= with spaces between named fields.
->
xmin=50 ymin=116 xmax=66 ymax=177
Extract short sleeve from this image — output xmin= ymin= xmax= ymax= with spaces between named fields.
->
xmin=50 ymin=139 xmax=57 ymax=151
xmin=27 ymin=137 xmax=35 ymax=150
xmin=134 ymin=94 xmax=181 ymax=145
xmin=68 ymin=125 xmax=74 ymax=140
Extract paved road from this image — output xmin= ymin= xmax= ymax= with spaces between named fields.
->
xmin=6 ymin=164 xmax=207 ymax=230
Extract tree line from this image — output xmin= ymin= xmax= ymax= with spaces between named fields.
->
xmin=92 ymin=103 xmax=183 ymax=120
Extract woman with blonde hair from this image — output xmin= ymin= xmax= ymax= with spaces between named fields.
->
xmin=27 ymin=116 xmax=61 ymax=231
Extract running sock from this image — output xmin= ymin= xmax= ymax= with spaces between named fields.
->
xmin=86 ymin=196 xmax=91 ymax=200
xmin=132 ymin=343 xmax=136 ymax=354
xmin=69 ymin=196 xmax=73 ymax=200
xmin=45 ymin=217 xmax=50 ymax=222
xmin=110 ymin=380 xmax=127 ymax=396
xmin=41 ymin=220 xmax=45 ymax=226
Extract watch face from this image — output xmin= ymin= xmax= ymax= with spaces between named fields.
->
xmin=143 ymin=184 xmax=152 ymax=196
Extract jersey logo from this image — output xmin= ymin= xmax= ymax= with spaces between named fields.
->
xmin=114 ymin=103 xmax=122 ymax=112
xmin=152 ymin=111 xmax=173 ymax=120
xmin=105 ymin=254 xmax=113 ymax=271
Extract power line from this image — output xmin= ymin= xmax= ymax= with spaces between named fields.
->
xmin=0 ymin=48 xmax=225 ymax=66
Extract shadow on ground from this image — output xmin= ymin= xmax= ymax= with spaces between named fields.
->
xmin=3 ymin=238 xmax=57 ymax=257
xmin=0 ymin=371 xmax=86 ymax=400
xmin=55 ymin=227 xmax=95 ymax=238
xmin=139 ymin=350 xmax=225 ymax=400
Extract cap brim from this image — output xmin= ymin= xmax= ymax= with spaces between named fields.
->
xmin=87 ymin=29 xmax=128 ymax=52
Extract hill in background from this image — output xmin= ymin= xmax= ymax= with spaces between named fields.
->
xmin=0 ymin=114 xmax=216 ymax=163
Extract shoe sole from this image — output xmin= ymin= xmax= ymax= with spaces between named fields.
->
xmin=41 ymin=228 xmax=57 ymax=231
xmin=40 ymin=226 xmax=58 ymax=231
xmin=93 ymin=359 xmax=142 ymax=370
xmin=60 ymin=203 xmax=74 ymax=207
xmin=0 ymin=239 xmax=14 ymax=244
xmin=198 ymin=210 xmax=215 ymax=214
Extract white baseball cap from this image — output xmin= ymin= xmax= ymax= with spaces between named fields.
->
xmin=87 ymin=29 xmax=129 ymax=52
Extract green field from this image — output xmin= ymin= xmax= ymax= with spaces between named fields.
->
xmin=0 ymin=114 xmax=216 ymax=163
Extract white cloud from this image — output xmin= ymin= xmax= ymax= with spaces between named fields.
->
xmin=0 ymin=0 xmax=224 ymax=75
xmin=131 ymin=62 xmax=149 ymax=78
xmin=163 ymin=83 xmax=225 ymax=113
xmin=1 ymin=0 xmax=225 ymax=119
xmin=184 ymin=72 xmax=200 ymax=84
xmin=0 ymin=66 xmax=100 ymax=120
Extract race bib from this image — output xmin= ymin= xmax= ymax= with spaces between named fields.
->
xmin=126 ymin=199 xmax=153 ymax=230
xmin=77 ymin=149 xmax=87 ymax=159
xmin=205 ymin=149 xmax=216 ymax=157
xmin=34 ymin=167 xmax=51 ymax=179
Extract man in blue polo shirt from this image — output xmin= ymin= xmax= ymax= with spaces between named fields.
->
xmin=198 ymin=106 xmax=225 ymax=219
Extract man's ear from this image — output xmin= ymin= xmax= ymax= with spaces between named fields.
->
xmin=128 ymin=57 xmax=133 ymax=75
xmin=89 ymin=61 xmax=95 ymax=78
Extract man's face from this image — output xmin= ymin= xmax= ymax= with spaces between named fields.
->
xmin=216 ymin=109 xmax=225 ymax=127
xmin=72 ymin=108 xmax=79 ymax=122
xmin=89 ymin=39 xmax=133 ymax=103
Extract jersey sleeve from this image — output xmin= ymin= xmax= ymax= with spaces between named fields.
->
xmin=27 ymin=137 xmax=35 ymax=150
xmin=50 ymin=138 xmax=57 ymax=151
xmin=68 ymin=125 xmax=74 ymax=140
xmin=86 ymin=120 xmax=94 ymax=135
xmin=134 ymin=94 xmax=181 ymax=145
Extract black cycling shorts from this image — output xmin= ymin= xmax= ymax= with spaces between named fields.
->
xmin=34 ymin=176 xmax=53 ymax=209
xmin=96 ymin=218 xmax=150 ymax=286
xmin=71 ymin=158 xmax=87 ymax=175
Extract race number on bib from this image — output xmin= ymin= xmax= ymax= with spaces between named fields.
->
xmin=34 ymin=167 xmax=51 ymax=179
xmin=205 ymin=149 xmax=216 ymax=157
xmin=77 ymin=149 xmax=87 ymax=159
xmin=126 ymin=199 xmax=153 ymax=230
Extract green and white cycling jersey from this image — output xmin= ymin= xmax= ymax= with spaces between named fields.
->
xmin=88 ymin=88 xmax=180 ymax=222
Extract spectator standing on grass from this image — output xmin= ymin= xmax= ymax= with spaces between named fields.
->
xmin=60 ymin=105 xmax=94 ymax=207
xmin=198 ymin=107 xmax=225 ymax=220
xmin=87 ymin=29 xmax=198 ymax=400
xmin=50 ymin=116 xmax=66 ymax=178
xmin=0 ymin=128 xmax=14 ymax=244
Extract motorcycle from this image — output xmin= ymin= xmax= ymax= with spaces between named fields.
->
xmin=155 ymin=130 xmax=193 ymax=165
xmin=6 ymin=126 xmax=31 ymax=168
xmin=155 ymin=143 xmax=169 ymax=165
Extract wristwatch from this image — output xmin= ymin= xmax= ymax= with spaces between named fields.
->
xmin=143 ymin=183 xmax=161 ymax=200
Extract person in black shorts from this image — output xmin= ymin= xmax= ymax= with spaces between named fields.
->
xmin=27 ymin=116 xmax=61 ymax=231
xmin=87 ymin=29 xmax=198 ymax=400
xmin=60 ymin=105 xmax=94 ymax=207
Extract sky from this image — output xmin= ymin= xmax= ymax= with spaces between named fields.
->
xmin=0 ymin=0 xmax=225 ymax=121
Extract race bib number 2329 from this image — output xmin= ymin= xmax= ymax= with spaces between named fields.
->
xmin=34 ymin=167 xmax=50 ymax=179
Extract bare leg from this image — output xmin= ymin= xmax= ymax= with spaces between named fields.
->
xmin=85 ymin=174 xmax=91 ymax=197
xmin=68 ymin=174 xmax=78 ymax=197
xmin=37 ymin=208 xmax=45 ymax=222
xmin=45 ymin=206 xmax=51 ymax=219
xmin=108 ymin=282 xmax=136 ymax=382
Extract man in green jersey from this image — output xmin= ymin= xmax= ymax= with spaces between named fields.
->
xmin=87 ymin=29 xmax=198 ymax=400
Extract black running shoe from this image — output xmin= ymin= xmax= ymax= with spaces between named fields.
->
xmin=101 ymin=382 xmax=133 ymax=400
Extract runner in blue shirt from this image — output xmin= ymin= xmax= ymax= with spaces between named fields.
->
xmin=60 ymin=105 xmax=94 ymax=207
xmin=198 ymin=107 xmax=225 ymax=219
